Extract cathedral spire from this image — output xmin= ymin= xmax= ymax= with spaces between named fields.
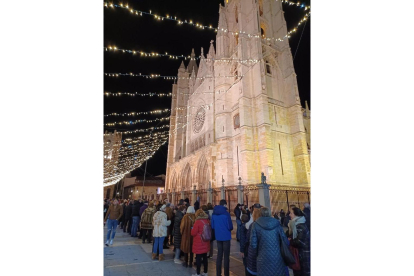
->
xmin=218 ymin=5 xmax=227 ymax=31
xmin=187 ymin=48 xmax=198 ymax=76
xmin=207 ymin=40 xmax=215 ymax=59
xmin=178 ymin=60 xmax=186 ymax=73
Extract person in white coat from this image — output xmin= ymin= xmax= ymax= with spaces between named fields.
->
xmin=152 ymin=204 xmax=171 ymax=261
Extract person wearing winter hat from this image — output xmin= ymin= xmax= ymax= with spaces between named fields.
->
xmin=151 ymin=204 xmax=171 ymax=261
xmin=180 ymin=206 xmax=196 ymax=268
xmin=191 ymin=209 xmax=211 ymax=276
xmin=140 ymin=202 xmax=156 ymax=243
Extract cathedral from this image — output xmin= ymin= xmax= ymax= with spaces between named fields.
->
xmin=166 ymin=0 xmax=310 ymax=193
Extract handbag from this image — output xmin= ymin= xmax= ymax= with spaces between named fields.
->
xmin=279 ymin=231 xmax=296 ymax=265
xmin=288 ymin=245 xmax=301 ymax=270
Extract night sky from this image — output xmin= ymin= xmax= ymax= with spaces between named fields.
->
xmin=104 ymin=0 xmax=310 ymax=178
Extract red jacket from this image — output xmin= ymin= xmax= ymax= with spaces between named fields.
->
xmin=191 ymin=217 xmax=210 ymax=254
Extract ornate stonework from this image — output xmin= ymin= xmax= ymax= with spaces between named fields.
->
xmin=166 ymin=0 xmax=310 ymax=193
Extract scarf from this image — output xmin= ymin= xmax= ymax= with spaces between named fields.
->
xmin=290 ymin=216 xmax=306 ymax=239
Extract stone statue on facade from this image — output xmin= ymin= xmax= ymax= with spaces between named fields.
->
xmin=261 ymin=172 xmax=266 ymax=184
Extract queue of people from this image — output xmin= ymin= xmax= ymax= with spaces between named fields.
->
xmin=104 ymin=197 xmax=311 ymax=276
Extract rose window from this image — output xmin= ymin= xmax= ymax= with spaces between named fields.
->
xmin=193 ymin=107 xmax=206 ymax=133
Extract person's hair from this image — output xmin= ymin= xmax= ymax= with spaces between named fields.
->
xmin=195 ymin=209 xmax=205 ymax=218
xmin=219 ymin=199 xmax=227 ymax=206
xmin=292 ymin=207 xmax=304 ymax=217
xmin=149 ymin=202 xmax=154 ymax=207
xmin=289 ymin=205 xmax=296 ymax=209
xmin=201 ymin=205 xmax=208 ymax=211
xmin=178 ymin=205 xmax=186 ymax=211
xmin=260 ymin=207 xmax=271 ymax=217
xmin=252 ymin=208 xmax=262 ymax=221
xmin=207 ymin=203 xmax=213 ymax=210
xmin=304 ymin=203 xmax=310 ymax=209
xmin=241 ymin=214 xmax=249 ymax=223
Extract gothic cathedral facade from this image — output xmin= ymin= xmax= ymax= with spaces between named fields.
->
xmin=166 ymin=0 xmax=310 ymax=193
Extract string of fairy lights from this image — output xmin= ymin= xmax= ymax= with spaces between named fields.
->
xmin=104 ymin=0 xmax=310 ymax=185
xmin=104 ymin=91 xmax=171 ymax=97
xmin=103 ymin=1 xmax=310 ymax=43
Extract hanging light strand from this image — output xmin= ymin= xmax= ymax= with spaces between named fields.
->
xmin=104 ymin=91 xmax=171 ymax=97
xmin=103 ymin=2 xmax=310 ymax=43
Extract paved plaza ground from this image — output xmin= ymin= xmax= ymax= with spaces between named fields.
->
xmin=104 ymin=220 xmax=293 ymax=276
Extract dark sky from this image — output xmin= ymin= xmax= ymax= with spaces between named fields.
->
xmin=104 ymin=0 xmax=310 ymax=178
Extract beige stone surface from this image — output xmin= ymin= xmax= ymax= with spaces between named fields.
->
xmin=166 ymin=0 xmax=310 ymax=192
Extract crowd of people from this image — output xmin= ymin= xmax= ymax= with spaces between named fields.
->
xmin=104 ymin=197 xmax=311 ymax=276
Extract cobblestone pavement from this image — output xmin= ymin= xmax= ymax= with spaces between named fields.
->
xmin=104 ymin=220 xmax=293 ymax=276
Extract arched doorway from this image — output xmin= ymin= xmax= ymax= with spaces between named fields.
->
xmin=182 ymin=163 xmax=192 ymax=191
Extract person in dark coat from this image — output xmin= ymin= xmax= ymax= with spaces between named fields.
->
xmin=239 ymin=214 xmax=251 ymax=276
xmin=250 ymin=207 xmax=289 ymax=276
xmin=289 ymin=207 xmax=310 ymax=276
xmin=131 ymin=200 xmax=140 ymax=237
xmin=283 ymin=211 xmax=291 ymax=228
xmin=173 ymin=205 xmax=185 ymax=264
xmin=194 ymin=200 xmax=200 ymax=212
xmin=123 ymin=201 xmax=133 ymax=233
xmin=246 ymin=205 xmax=262 ymax=275
xmin=234 ymin=203 xmax=242 ymax=242
xmin=279 ymin=209 xmax=286 ymax=225
xmin=302 ymin=203 xmax=311 ymax=231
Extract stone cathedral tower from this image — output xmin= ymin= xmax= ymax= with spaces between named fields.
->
xmin=166 ymin=0 xmax=310 ymax=193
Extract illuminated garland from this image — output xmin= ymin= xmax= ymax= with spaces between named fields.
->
xmin=104 ymin=124 xmax=170 ymax=135
xmin=103 ymin=2 xmax=310 ymax=43
xmin=105 ymin=116 xmax=170 ymax=126
xmin=104 ymin=109 xmax=170 ymax=117
xmin=105 ymin=46 xmax=198 ymax=60
xmin=104 ymin=91 xmax=171 ymax=97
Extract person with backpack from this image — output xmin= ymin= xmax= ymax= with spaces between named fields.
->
xmin=191 ymin=209 xmax=211 ymax=276
xmin=180 ymin=206 xmax=196 ymax=268
xmin=151 ymin=204 xmax=171 ymax=261
xmin=211 ymin=200 xmax=233 ymax=276
xmin=140 ymin=202 xmax=156 ymax=243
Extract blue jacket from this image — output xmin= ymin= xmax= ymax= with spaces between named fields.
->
xmin=211 ymin=205 xmax=233 ymax=241
xmin=250 ymin=217 xmax=289 ymax=276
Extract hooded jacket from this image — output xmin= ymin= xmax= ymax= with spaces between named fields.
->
xmin=211 ymin=205 xmax=233 ymax=241
xmin=250 ymin=217 xmax=288 ymax=276
xmin=152 ymin=211 xmax=171 ymax=237
xmin=191 ymin=211 xmax=210 ymax=254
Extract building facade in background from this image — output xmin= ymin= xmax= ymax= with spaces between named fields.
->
xmin=166 ymin=0 xmax=310 ymax=193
